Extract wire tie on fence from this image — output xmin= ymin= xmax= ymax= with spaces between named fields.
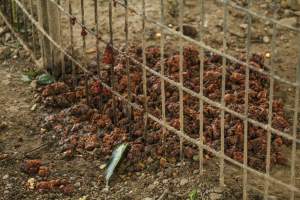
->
xmin=113 ymin=0 xmax=117 ymax=7
xmin=71 ymin=16 xmax=76 ymax=25
xmin=81 ymin=26 xmax=88 ymax=37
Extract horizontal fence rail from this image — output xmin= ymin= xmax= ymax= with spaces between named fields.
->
xmin=0 ymin=0 xmax=299 ymax=199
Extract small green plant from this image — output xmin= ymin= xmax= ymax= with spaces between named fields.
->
xmin=189 ymin=189 xmax=198 ymax=200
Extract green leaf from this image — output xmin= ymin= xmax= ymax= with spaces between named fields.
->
xmin=21 ymin=74 xmax=32 ymax=83
xmin=105 ymin=143 xmax=128 ymax=186
xmin=24 ymin=69 xmax=41 ymax=80
xmin=189 ymin=189 xmax=198 ymax=200
xmin=36 ymin=73 xmax=55 ymax=85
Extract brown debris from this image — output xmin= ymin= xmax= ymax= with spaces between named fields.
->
xmin=20 ymin=160 xmax=42 ymax=175
xmin=39 ymin=45 xmax=291 ymax=172
xmin=36 ymin=179 xmax=73 ymax=195
xmin=20 ymin=160 xmax=51 ymax=177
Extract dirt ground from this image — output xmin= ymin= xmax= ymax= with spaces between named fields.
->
xmin=0 ymin=48 xmax=259 ymax=200
xmin=0 ymin=0 xmax=300 ymax=200
xmin=0 ymin=54 xmax=251 ymax=200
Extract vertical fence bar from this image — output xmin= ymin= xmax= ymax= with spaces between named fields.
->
xmin=160 ymin=0 xmax=167 ymax=155
xmin=220 ymin=0 xmax=228 ymax=187
xmin=9 ymin=0 xmax=14 ymax=25
xmin=243 ymin=1 xmax=252 ymax=199
xmin=124 ymin=0 xmax=132 ymax=123
xmin=29 ymin=0 xmax=36 ymax=56
xmin=290 ymin=34 xmax=300 ymax=200
xmin=58 ymin=0 xmax=65 ymax=79
xmin=68 ymin=0 xmax=75 ymax=87
xmin=198 ymin=0 xmax=205 ymax=175
xmin=264 ymin=16 xmax=277 ymax=200
xmin=80 ymin=0 xmax=89 ymax=105
xmin=22 ymin=0 xmax=28 ymax=40
xmin=94 ymin=0 xmax=102 ymax=108
xmin=179 ymin=0 xmax=184 ymax=163
xmin=109 ymin=1 xmax=116 ymax=124
xmin=15 ymin=0 xmax=20 ymax=31
xmin=142 ymin=0 xmax=148 ymax=136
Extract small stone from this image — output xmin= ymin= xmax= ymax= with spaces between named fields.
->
xmin=30 ymin=80 xmax=37 ymax=89
xmin=2 ymin=174 xmax=9 ymax=180
xmin=5 ymin=33 xmax=11 ymax=42
xmin=100 ymin=164 xmax=107 ymax=170
xmin=40 ymin=128 xmax=46 ymax=134
xmin=102 ymin=187 xmax=109 ymax=193
xmin=162 ymin=179 xmax=168 ymax=184
xmin=159 ymin=157 xmax=167 ymax=168
xmin=155 ymin=32 xmax=161 ymax=39
xmin=79 ymin=196 xmax=88 ymax=200
xmin=74 ymin=182 xmax=81 ymax=188
xmin=3 ymin=190 xmax=9 ymax=195
xmin=26 ymin=178 xmax=36 ymax=189
xmin=143 ymin=198 xmax=153 ymax=200
xmin=31 ymin=104 xmax=37 ymax=111
xmin=192 ymin=155 xmax=199 ymax=161
xmin=180 ymin=178 xmax=188 ymax=186
xmin=265 ymin=52 xmax=271 ymax=58
xmin=0 ymin=122 xmax=8 ymax=130
xmin=239 ymin=24 xmax=248 ymax=29
xmin=263 ymin=36 xmax=270 ymax=43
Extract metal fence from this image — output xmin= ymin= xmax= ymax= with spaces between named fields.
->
xmin=0 ymin=0 xmax=299 ymax=199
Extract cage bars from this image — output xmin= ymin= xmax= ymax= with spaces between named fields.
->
xmin=243 ymin=0 xmax=252 ymax=199
xmin=198 ymin=0 xmax=205 ymax=176
xmin=141 ymin=0 xmax=148 ymax=137
xmin=2 ymin=0 xmax=300 ymax=198
xmin=35 ymin=0 xmax=300 ymax=145
xmin=290 ymin=32 xmax=300 ymax=200
xmin=159 ymin=0 xmax=167 ymax=155
xmin=220 ymin=0 xmax=229 ymax=187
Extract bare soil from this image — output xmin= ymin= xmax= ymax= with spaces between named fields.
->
xmin=0 ymin=0 xmax=300 ymax=200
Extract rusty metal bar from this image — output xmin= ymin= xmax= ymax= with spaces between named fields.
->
xmin=29 ymin=0 xmax=37 ymax=56
xmin=243 ymin=0 xmax=252 ymax=199
xmin=179 ymin=0 xmax=184 ymax=164
xmin=80 ymin=0 xmax=89 ymax=105
xmin=94 ymin=0 xmax=102 ymax=108
xmin=124 ymin=0 xmax=132 ymax=124
xmin=109 ymin=1 xmax=116 ymax=124
xmin=264 ymin=16 xmax=278 ymax=200
xmin=160 ymin=0 xmax=167 ymax=156
xmin=198 ymin=0 xmax=205 ymax=175
xmin=220 ymin=0 xmax=229 ymax=187
xmin=142 ymin=0 xmax=148 ymax=137
xmin=68 ymin=0 xmax=76 ymax=87
xmin=58 ymin=0 xmax=65 ymax=79
xmin=290 ymin=33 xmax=300 ymax=200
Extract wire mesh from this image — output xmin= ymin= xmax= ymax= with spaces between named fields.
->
xmin=0 ymin=0 xmax=299 ymax=199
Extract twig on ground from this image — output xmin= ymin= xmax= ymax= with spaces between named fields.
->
xmin=157 ymin=189 xmax=169 ymax=200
